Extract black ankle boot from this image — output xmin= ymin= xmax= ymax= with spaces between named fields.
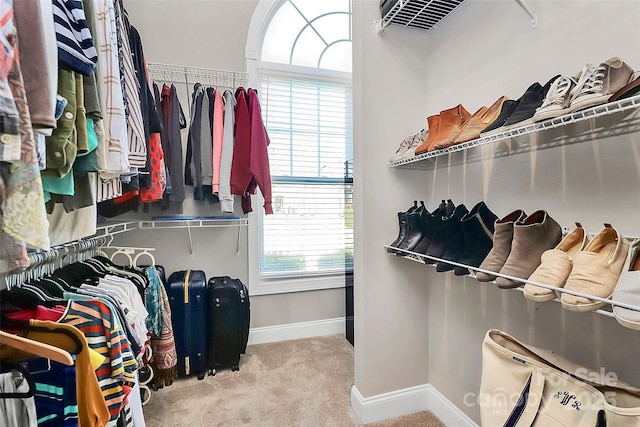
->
xmin=426 ymin=202 xmax=467 ymax=264
xmin=387 ymin=201 xmax=418 ymax=253
xmin=414 ymin=200 xmax=446 ymax=255
xmin=435 ymin=204 xmax=469 ymax=272
xmin=454 ymin=202 xmax=499 ymax=276
xmin=397 ymin=209 xmax=426 ymax=253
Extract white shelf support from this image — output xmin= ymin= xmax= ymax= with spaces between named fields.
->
xmin=515 ymin=0 xmax=538 ymax=29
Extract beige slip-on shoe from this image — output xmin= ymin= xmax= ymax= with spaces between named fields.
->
xmin=523 ymin=223 xmax=590 ymax=302
xmin=612 ymin=239 xmax=640 ymax=330
xmin=561 ymin=224 xmax=631 ymax=312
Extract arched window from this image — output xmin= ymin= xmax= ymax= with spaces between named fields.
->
xmin=250 ymin=0 xmax=353 ymax=287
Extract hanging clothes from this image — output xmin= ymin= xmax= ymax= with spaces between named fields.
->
xmin=230 ymin=87 xmax=251 ymax=209
xmin=245 ymin=88 xmax=273 ymax=215
xmin=160 ymin=83 xmax=186 ymax=213
xmin=219 ymin=90 xmax=236 ymax=213
xmin=211 ymin=88 xmax=224 ymax=195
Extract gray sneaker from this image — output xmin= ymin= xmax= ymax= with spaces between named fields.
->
xmin=568 ymin=57 xmax=634 ymax=113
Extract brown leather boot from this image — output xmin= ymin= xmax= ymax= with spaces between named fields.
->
xmin=427 ymin=104 xmax=471 ymax=152
xmin=415 ymin=114 xmax=440 ymax=155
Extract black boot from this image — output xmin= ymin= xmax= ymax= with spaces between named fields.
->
xmin=454 ymin=202 xmax=499 ymax=276
xmin=414 ymin=200 xmax=446 ymax=255
xmin=397 ymin=207 xmax=428 ymax=253
xmin=426 ymin=202 xmax=466 ymax=264
xmin=435 ymin=204 xmax=469 ymax=272
xmin=387 ymin=201 xmax=418 ymax=253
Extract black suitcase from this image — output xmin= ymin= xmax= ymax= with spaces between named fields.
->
xmin=207 ymin=276 xmax=250 ymax=374
xmin=165 ymin=270 xmax=208 ymax=380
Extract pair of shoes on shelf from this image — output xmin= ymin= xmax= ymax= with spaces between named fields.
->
xmin=475 ymin=210 xmax=563 ymax=288
xmin=432 ymin=96 xmax=513 ymax=150
xmin=411 ymin=199 xmax=454 ymax=255
xmin=409 ymin=200 xmax=498 ymax=276
xmin=387 ymin=200 xmax=429 ymax=253
xmin=433 ymin=201 xmax=499 ymax=276
xmin=415 ymin=105 xmax=471 ymax=154
xmin=480 ymin=75 xmax=561 ymax=136
xmin=389 ymin=128 xmax=429 ymax=163
xmin=532 ymin=57 xmax=635 ymax=122
xmin=523 ymin=223 xmax=633 ymax=312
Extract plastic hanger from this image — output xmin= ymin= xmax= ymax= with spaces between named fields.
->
xmin=0 ymin=330 xmax=73 ymax=366
xmin=0 ymin=362 xmax=36 ymax=398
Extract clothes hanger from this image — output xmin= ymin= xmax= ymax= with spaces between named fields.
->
xmin=0 ymin=330 xmax=73 ymax=366
xmin=0 ymin=316 xmax=83 ymax=356
xmin=0 ymin=361 xmax=36 ymax=398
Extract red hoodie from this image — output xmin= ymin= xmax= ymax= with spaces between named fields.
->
xmin=230 ymin=87 xmax=251 ymax=198
xmin=246 ymin=88 xmax=272 ymax=214
xmin=230 ymin=87 xmax=273 ymax=214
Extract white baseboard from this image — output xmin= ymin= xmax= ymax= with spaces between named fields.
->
xmin=351 ymin=384 xmax=429 ymax=424
xmin=426 ymin=384 xmax=478 ymax=427
xmin=247 ymin=317 xmax=345 ymax=345
xmin=350 ymin=383 xmax=478 ymax=426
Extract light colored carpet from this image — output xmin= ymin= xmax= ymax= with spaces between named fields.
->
xmin=142 ymin=334 xmax=444 ymax=427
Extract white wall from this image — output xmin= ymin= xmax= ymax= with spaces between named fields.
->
xmin=353 ymin=0 xmax=431 ymax=398
xmin=354 ymin=0 xmax=640 ymax=424
xmin=123 ymin=0 xmax=346 ymax=329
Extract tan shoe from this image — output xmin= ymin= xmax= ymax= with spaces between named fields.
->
xmin=433 ymin=106 xmax=486 ymax=150
xmin=476 ymin=209 xmax=527 ymax=282
xmin=523 ymin=223 xmax=590 ymax=302
xmin=561 ymin=224 xmax=631 ymax=312
xmin=452 ymin=96 xmax=509 ymax=144
xmin=495 ymin=210 xmax=563 ymax=289
xmin=426 ymin=104 xmax=471 ymax=152
xmin=415 ymin=114 xmax=440 ymax=155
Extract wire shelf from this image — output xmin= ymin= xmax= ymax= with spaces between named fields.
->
xmin=384 ymin=244 xmax=639 ymax=319
xmin=147 ymin=62 xmax=248 ymax=90
xmin=388 ymin=93 xmax=640 ymax=169
xmin=378 ymin=0 xmax=466 ymax=33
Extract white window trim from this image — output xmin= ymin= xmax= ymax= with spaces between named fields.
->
xmin=246 ymin=0 xmax=352 ymax=296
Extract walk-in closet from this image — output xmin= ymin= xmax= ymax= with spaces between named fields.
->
xmin=2 ymin=0 xmax=640 ymax=426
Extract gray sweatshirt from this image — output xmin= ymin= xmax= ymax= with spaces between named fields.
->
xmin=200 ymin=89 xmax=213 ymax=186
xmin=219 ymin=90 xmax=236 ymax=213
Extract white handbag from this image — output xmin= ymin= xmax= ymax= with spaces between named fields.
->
xmin=480 ymin=329 xmax=640 ymax=426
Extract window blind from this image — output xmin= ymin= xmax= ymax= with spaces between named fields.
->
xmin=259 ymin=74 xmax=353 ymax=277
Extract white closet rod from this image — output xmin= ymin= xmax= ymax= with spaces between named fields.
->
xmin=3 ymin=235 xmax=108 ymax=290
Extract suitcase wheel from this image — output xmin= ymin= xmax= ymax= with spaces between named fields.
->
xmin=197 ymin=373 xmax=206 ymax=381
xmin=208 ymin=369 xmax=216 ymax=376
xmin=232 ymin=365 xmax=239 ymax=372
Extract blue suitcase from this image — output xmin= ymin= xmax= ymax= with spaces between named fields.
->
xmin=165 ymin=270 xmax=208 ymax=380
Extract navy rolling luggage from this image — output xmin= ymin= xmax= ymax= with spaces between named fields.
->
xmin=207 ymin=276 xmax=250 ymax=374
xmin=165 ymin=270 xmax=208 ymax=380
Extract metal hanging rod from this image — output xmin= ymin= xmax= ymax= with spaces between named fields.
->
xmin=3 ymin=235 xmax=108 ymax=290
xmin=147 ymin=62 xmax=248 ymax=90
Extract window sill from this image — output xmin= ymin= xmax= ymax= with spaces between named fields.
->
xmin=250 ymin=273 xmax=347 ymax=296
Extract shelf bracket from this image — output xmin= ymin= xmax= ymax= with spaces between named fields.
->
xmin=515 ymin=0 xmax=538 ymax=29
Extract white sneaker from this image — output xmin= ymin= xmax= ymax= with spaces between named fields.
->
xmin=568 ymin=57 xmax=634 ymax=113
xmin=532 ymin=74 xmax=578 ymax=122
xmin=390 ymin=129 xmax=427 ymax=162
xmin=399 ymin=129 xmax=428 ymax=160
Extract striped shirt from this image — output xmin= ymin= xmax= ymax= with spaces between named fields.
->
xmin=32 ymin=362 xmax=79 ymax=427
xmin=114 ymin=0 xmax=146 ymax=168
xmin=52 ymin=0 xmax=97 ymax=76
xmin=59 ymin=300 xmax=137 ymax=426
